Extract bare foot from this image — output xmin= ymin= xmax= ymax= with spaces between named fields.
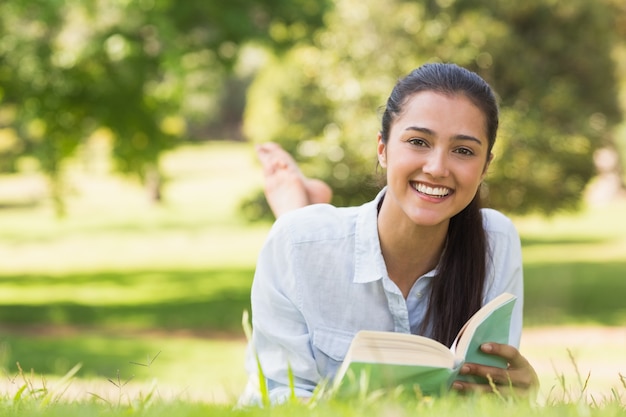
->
xmin=256 ymin=143 xmax=332 ymax=218
xmin=306 ymin=178 xmax=333 ymax=206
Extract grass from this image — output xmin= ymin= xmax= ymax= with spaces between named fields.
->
xmin=1 ymin=377 xmax=625 ymax=416
xmin=0 ymin=141 xmax=262 ymax=406
xmin=1 ymin=397 xmax=622 ymax=417
xmin=0 ymin=268 xmax=253 ymax=331
xmin=525 ymin=261 xmax=626 ymax=325
xmin=0 ymin=335 xmax=247 ymax=404
xmin=517 ymin=202 xmax=626 ymax=326
xmin=0 ymin=140 xmax=625 ymax=414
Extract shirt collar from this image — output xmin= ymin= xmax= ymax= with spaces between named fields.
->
xmin=353 ymin=187 xmax=388 ymax=283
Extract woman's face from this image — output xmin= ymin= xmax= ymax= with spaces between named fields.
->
xmin=377 ymin=91 xmax=492 ymax=229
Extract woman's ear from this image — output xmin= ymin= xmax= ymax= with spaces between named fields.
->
xmin=377 ymin=132 xmax=387 ymax=168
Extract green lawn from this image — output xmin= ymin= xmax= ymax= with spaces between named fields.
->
xmin=0 ymin=141 xmax=625 ymax=411
xmin=0 ymin=141 xmax=264 ymax=403
xmin=516 ymin=202 xmax=626 ymax=326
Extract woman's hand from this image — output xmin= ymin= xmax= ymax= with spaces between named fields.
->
xmin=452 ymin=343 xmax=539 ymax=397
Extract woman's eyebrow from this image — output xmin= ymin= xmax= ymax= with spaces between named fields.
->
xmin=454 ymin=134 xmax=483 ymax=146
xmin=405 ymin=126 xmax=483 ymax=146
xmin=404 ymin=126 xmax=434 ymax=136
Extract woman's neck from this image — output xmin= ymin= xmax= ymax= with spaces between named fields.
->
xmin=377 ymin=198 xmax=449 ymax=298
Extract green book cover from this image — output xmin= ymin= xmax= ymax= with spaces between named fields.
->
xmin=334 ymin=362 xmax=459 ymax=397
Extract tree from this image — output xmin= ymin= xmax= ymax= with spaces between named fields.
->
xmin=242 ymin=0 xmax=622 ymax=219
xmin=458 ymin=0 xmax=622 ymax=212
xmin=0 ymin=0 xmax=331 ymax=215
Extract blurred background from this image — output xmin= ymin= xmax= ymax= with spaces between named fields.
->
xmin=0 ymin=0 xmax=625 ymax=404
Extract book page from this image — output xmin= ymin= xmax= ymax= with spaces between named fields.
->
xmin=346 ymin=331 xmax=455 ymax=369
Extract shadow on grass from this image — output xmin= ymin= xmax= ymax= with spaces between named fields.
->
xmin=0 ymin=267 xmax=254 ymax=381
xmin=0 ymin=268 xmax=255 ymax=333
xmin=0 ymin=293 xmax=249 ymax=332
xmin=524 ymin=260 xmax=626 ymax=326
xmin=1 ymin=333 xmax=165 ymax=380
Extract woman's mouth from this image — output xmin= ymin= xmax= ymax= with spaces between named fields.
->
xmin=412 ymin=182 xmax=452 ymax=198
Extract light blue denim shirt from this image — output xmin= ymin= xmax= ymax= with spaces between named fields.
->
xmin=241 ymin=188 xmax=524 ymax=404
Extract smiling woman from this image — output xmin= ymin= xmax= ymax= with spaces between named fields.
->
xmin=243 ymin=63 xmax=538 ymax=405
xmin=377 ymin=91 xmax=492 ymax=247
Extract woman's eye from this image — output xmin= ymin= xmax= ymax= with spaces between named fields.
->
xmin=455 ymin=147 xmax=474 ymax=156
xmin=408 ymin=138 xmax=427 ymax=146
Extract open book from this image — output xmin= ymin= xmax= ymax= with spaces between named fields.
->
xmin=332 ymin=292 xmax=517 ymax=396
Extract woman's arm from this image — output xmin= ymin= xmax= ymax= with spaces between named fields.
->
xmin=244 ymin=216 xmax=321 ymax=404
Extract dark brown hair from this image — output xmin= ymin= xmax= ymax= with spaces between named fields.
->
xmin=380 ymin=63 xmax=498 ymax=346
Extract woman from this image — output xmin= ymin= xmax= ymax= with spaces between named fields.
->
xmin=242 ymin=63 xmax=538 ymax=404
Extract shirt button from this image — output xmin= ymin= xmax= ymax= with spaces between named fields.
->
xmin=416 ymin=292 xmax=422 ymax=298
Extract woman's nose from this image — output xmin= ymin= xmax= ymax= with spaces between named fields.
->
xmin=422 ymin=150 xmax=449 ymax=178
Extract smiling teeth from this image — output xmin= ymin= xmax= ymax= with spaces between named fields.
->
xmin=414 ymin=183 xmax=450 ymax=197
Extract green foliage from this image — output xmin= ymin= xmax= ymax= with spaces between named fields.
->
xmin=472 ymin=0 xmax=622 ymax=214
xmin=243 ymin=0 xmax=623 ymax=218
xmin=0 ymin=0 xmax=332 ymax=214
